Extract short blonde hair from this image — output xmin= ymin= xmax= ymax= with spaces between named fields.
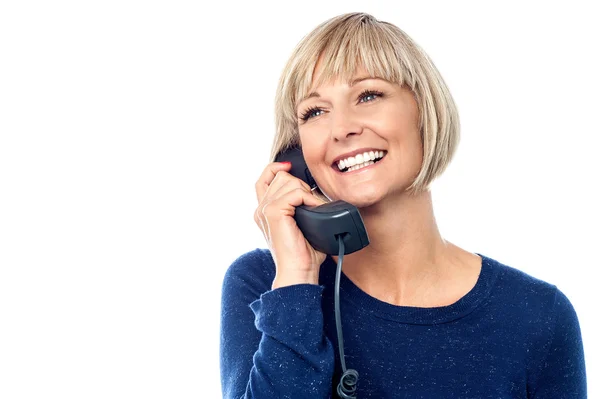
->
xmin=270 ymin=12 xmax=460 ymax=196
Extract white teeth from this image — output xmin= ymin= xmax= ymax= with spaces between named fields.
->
xmin=346 ymin=160 xmax=374 ymax=172
xmin=336 ymin=150 xmax=385 ymax=171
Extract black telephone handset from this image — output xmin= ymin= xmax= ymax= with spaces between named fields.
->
xmin=274 ymin=146 xmax=369 ymax=255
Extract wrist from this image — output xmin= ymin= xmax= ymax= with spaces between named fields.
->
xmin=272 ymin=270 xmax=320 ymax=289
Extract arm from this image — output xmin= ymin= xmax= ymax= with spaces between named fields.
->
xmin=530 ymin=287 xmax=587 ymax=398
xmin=220 ymin=250 xmax=335 ymax=399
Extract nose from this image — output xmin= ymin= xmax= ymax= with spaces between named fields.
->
xmin=329 ymin=106 xmax=363 ymax=142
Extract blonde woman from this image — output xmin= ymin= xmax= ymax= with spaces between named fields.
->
xmin=220 ymin=12 xmax=586 ymax=398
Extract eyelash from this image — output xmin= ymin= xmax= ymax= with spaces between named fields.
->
xmin=299 ymin=89 xmax=384 ymax=122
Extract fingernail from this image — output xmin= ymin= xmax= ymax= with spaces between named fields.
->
xmin=280 ymin=161 xmax=291 ymax=166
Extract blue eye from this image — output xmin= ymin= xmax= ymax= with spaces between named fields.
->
xmin=300 ymin=106 xmax=324 ymax=121
xmin=299 ymin=90 xmax=384 ymax=122
xmin=358 ymin=89 xmax=384 ymax=103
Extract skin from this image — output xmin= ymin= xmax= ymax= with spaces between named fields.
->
xmin=255 ymin=55 xmax=482 ymax=307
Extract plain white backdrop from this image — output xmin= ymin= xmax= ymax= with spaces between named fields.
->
xmin=1 ymin=1 xmax=598 ymax=397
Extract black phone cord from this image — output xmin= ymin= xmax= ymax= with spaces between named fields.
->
xmin=334 ymin=235 xmax=359 ymax=399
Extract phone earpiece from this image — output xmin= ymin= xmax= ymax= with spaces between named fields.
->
xmin=275 ymin=146 xmax=317 ymax=190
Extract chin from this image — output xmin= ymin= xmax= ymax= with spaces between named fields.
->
xmin=335 ymin=183 xmax=414 ymax=209
xmin=338 ymin=188 xmax=385 ymax=208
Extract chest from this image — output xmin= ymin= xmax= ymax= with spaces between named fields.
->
xmin=324 ymin=312 xmax=529 ymax=398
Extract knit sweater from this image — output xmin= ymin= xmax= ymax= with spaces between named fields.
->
xmin=220 ymin=249 xmax=587 ymax=398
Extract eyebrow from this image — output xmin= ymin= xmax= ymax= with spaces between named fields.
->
xmin=297 ymin=76 xmax=382 ymax=106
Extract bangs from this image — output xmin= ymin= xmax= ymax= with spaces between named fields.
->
xmin=291 ymin=20 xmax=419 ymax=113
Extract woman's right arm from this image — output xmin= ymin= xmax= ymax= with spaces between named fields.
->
xmin=219 ymin=162 xmax=335 ymax=399
xmin=220 ymin=251 xmax=335 ymax=398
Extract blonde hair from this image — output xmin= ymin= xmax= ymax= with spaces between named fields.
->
xmin=270 ymin=12 xmax=460 ymax=196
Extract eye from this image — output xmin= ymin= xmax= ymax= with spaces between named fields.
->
xmin=358 ymin=89 xmax=384 ymax=103
xmin=299 ymin=106 xmax=325 ymax=122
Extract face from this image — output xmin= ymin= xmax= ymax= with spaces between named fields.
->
xmin=296 ymin=60 xmax=423 ymax=208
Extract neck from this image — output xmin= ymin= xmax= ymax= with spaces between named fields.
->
xmin=331 ymin=188 xmax=459 ymax=305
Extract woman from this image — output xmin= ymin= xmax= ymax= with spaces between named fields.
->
xmin=220 ymin=12 xmax=586 ymax=398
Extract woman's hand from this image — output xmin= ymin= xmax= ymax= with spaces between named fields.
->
xmin=254 ymin=162 xmax=328 ymax=289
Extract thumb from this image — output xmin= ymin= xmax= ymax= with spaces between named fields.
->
xmin=304 ymin=191 xmax=329 ymax=207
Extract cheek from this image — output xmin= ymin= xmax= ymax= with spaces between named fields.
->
xmin=369 ymin=106 xmax=420 ymax=142
xmin=372 ymin=97 xmax=419 ymax=132
xmin=299 ymin=131 xmax=328 ymax=163
xmin=303 ymin=149 xmax=327 ymax=169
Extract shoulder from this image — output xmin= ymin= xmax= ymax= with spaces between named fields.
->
xmin=481 ymin=253 xmax=581 ymax=341
xmin=481 ymin=253 xmax=559 ymax=307
xmin=482 ymin=255 xmax=588 ymax=393
xmin=221 ymin=248 xmax=276 ymax=300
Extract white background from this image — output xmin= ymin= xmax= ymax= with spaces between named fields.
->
xmin=1 ymin=1 xmax=598 ymax=397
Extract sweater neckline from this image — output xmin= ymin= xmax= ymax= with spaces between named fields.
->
xmin=323 ymin=253 xmax=499 ymax=325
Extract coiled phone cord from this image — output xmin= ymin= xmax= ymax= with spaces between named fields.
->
xmin=334 ymin=235 xmax=359 ymax=399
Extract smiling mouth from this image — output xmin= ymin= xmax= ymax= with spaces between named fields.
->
xmin=334 ymin=151 xmax=387 ymax=173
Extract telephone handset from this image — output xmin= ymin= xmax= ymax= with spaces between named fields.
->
xmin=274 ymin=146 xmax=370 ymax=255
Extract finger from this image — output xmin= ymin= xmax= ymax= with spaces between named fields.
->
xmin=255 ymin=162 xmax=292 ymax=203
xmin=267 ymin=177 xmax=313 ymax=207
xmin=256 ymin=177 xmax=316 ymax=245
xmin=256 ymin=164 xmax=312 ymax=204
xmin=254 ymin=203 xmax=271 ymax=234
xmin=261 ymin=187 xmax=327 ymax=221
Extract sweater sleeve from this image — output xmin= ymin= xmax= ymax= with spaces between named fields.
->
xmin=220 ymin=250 xmax=335 ymax=399
xmin=530 ymin=287 xmax=587 ymax=398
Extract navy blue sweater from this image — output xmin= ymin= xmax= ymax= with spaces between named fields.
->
xmin=220 ymin=249 xmax=587 ymax=398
